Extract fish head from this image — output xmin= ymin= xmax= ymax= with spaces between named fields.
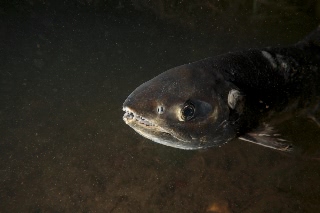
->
xmin=123 ymin=61 xmax=242 ymax=149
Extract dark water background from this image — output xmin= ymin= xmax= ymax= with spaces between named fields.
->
xmin=1 ymin=1 xmax=320 ymax=212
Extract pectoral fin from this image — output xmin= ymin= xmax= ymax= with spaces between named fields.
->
xmin=308 ymin=115 xmax=320 ymax=127
xmin=239 ymin=124 xmax=293 ymax=152
xmin=307 ymin=102 xmax=320 ymax=128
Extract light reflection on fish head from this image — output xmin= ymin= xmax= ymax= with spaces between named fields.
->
xmin=123 ymin=60 xmax=240 ymax=149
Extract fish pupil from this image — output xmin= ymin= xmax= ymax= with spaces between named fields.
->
xmin=182 ymin=103 xmax=195 ymax=121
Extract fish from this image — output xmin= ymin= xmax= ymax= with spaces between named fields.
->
xmin=123 ymin=26 xmax=320 ymax=151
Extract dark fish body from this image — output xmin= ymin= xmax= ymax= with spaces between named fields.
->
xmin=123 ymin=27 xmax=320 ymax=151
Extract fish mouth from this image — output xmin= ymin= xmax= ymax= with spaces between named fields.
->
xmin=123 ymin=106 xmax=180 ymax=138
xmin=123 ymin=107 xmax=174 ymax=139
xmin=122 ymin=107 xmax=194 ymax=149
xmin=123 ymin=107 xmax=157 ymax=127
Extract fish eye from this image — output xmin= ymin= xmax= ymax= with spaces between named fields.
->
xmin=181 ymin=101 xmax=195 ymax=121
xmin=157 ymin=105 xmax=165 ymax=114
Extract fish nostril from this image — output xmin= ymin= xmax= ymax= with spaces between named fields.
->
xmin=157 ymin=105 xmax=165 ymax=114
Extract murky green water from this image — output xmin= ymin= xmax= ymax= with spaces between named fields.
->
xmin=1 ymin=2 xmax=320 ymax=212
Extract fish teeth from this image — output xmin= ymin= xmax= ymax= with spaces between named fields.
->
xmin=123 ymin=107 xmax=156 ymax=127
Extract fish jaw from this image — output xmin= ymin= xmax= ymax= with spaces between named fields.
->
xmin=123 ymin=106 xmax=204 ymax=149
xmin=122 ymin=103 xmax=235 ymax=150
